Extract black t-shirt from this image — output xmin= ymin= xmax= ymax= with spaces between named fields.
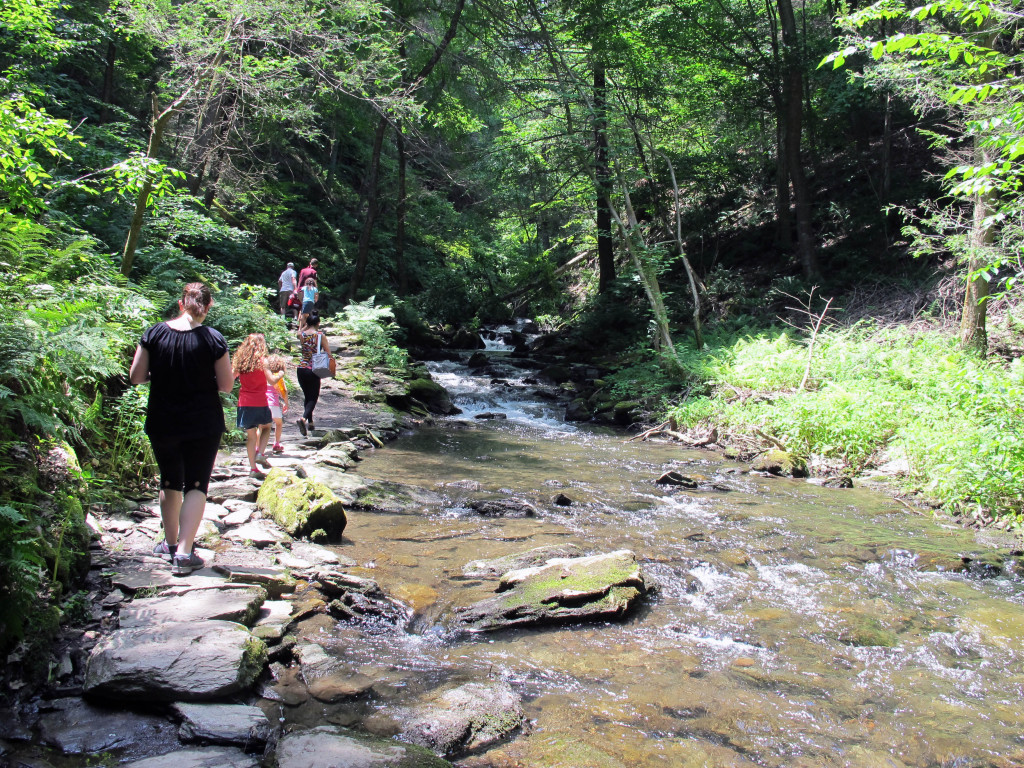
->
xmin=140 ymin=322 xmax=228 ymax=438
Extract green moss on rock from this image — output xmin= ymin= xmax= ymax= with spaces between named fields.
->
xmin=257 ymin=468 xmax=347 ymax=540
xmin=752 ymin=449 xmax=808 ymax=478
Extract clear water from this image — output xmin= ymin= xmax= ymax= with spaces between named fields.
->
xmin=308 ymin=349 xmax=1024 ymax=767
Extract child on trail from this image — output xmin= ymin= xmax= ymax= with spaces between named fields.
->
xmin=232 ymin=333 xmax=282 ymax=477
xmin=266 ymin=355 xmax=289 ymax=453
xmin=299 ymin=277 xmax=318 ymax=315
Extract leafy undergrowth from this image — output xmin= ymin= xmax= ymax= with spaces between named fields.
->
xmin=666 ymin=323 xmax=1024 ymax=524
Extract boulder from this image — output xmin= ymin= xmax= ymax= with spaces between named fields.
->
xmin=751 ymin=449 xmax=808 ymax=478
xmin=173 ymin=703 xmax=272 ymax=748
xmin=84 ymin=620 xmax=267 ymax=702
xmin=123 ymin=747 xmax=259 ymax=768
xmin=275 ymin=725 xmax=452 ymax=768
xmin=450 ymin=328 xmax=484 ymax=350
xmin=468 ymin=497 xmax=538 ymax=518
xmin=462 ymin=544 xmax=585 ymax=579
xmin=392 ymin=680 xmax=524 ymax=757
xmin=407 ymin=377 xmax=459 ymax=415
xmin=38 ymin=699 xmax=178 ymax=755
xmin=613 ymin=401 xmax=642 ymax=425
xmin=302 ymin=467 xmax=369 ymax=504
xmin=564 ymin=398 xmax=592 ymax=422
xmin=467 ymin=352 xmax=489 ymax=368
xmin=117 ymin=586 xmax=267 ymax=628
xmin=454 ymin=550 xmax=649 ymax=632
xmin=257 ymin=468 xmax=347 ymax=540
xmin=656 ymin=471 xmax=699 ymax=488
xmin=537 ymin=365 xmax=571 ymax=385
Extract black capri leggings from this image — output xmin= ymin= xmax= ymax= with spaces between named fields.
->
xmin=296 ymin=366 xmax=321 ymax=422
xmin=148 ymin=432 xmax=222 ymax=495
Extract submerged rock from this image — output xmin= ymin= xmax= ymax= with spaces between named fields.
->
xmin=124 ymin=747 xmax=260 ymax=768
xmin=352 ymin=479 xmax=444 ymax=514
xmin=468 ymin=497 xmax=538 ymax=518
xmin=257 ymin=468 xmax=347 ymax=540
xmin=275 ymin=725 xmax=452 ymax=768
xmin=454 ymin=550 xmax=650 ymax=632
xmin=391 ymin=680 xmax=524 ymax=757
xmin=84 ymin=621 xmax=267 ymax=702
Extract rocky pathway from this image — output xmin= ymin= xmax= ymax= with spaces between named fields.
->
xmin=0 ymin=329 xmax=658 ymax=768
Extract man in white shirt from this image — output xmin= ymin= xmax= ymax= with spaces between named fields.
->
xmin=278 ymin=262 xmax=297 ymax=317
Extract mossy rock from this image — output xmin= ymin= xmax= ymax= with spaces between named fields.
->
xmin=257 ymin=468 xmax=347 ymax=541
xmin=407 ymin=377 xmax=458 ymax=415
xmin=613 ymin=400 xmax=642 ymax=425
xmin=751 ymin=449 xmax=808 ymax=478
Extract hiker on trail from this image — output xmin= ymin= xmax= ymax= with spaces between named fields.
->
xmin=266 ymin=355 xmax=289 ymax=454
xmin=299 ymin=277 xmax=318 ymax=315
xmin=297 ymin=257 xmax=318 ymax=290
xmin=232 ymin=333 xmax=281 ymax=478
xmin=295 ymin=311 xmax=330 ymax=436
xmin=129 ymin=282 xmax=233 ymax=577
xmin=278 ymin=262 xmax=297 ymax=318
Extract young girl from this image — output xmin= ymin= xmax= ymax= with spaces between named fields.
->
xmin=232 ymin=333 xmax=282 ymax=477
xmin=266 ymin=355 xmax=289 ymax=453
xmin=299 ymin=277 xmax=318 ymax=315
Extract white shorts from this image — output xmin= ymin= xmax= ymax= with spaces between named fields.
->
xmin=270 ymin=405 xmax=283 ymax=420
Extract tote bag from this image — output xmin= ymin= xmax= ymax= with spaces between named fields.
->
xmin=311 ymin=333 xmax=333 ymax=379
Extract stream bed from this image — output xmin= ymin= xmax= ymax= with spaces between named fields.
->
xmin=306 ymin=337 xmax=1024 ymax=767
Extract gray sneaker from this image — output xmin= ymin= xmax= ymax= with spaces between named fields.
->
xmin=171 ymin=551 xmax=205 ymax=576
xmin=153 ymin=539 xmax=173 ymax=561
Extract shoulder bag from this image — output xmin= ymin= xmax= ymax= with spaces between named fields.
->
xmin=311 ymin=333 xmax=334 ymax=379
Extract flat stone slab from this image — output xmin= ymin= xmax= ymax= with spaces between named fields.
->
xmin=275 ymin=726 xmax=452 ymax=768
xmin=454 ymin=550 xmax=649 ymax=632
xmin=288 ymin=541 xmax=354 ymax=567
xmin=255 ymin=600 xmax=294 ymax=627
xmin=84 ymin=620 xmax=267 ymax=702
xmin=391 ymin=680 xmax=524 ymax=757
xmin=211 ymin=565 xmax=297 ymax=598
xmin=118 ymin=586 xmax=267 ymax=628
xmin=124 ymin=747 xmax=259 ymax=768
xmin=462 ymin=544 xmax=585 ymax=579
xmin=223 ymin=521 xmax=291 ymax=548
xmin=351 ymin=479 xmax=444 ymax=514
xmin=37 ymin=699 xmax=178 ymax=755
xmin=173 ymin=703 xmax=272 ymax=747
xmin=207 ymin=477 xmax=260 ymax=503
xmin=112 ymin=568 xmax=226 ymax=594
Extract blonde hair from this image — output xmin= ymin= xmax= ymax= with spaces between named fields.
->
xmin=267 ymin=354 xmax=288 ymax=374
xmin=232 ymin=333 xmax=268 ymax=375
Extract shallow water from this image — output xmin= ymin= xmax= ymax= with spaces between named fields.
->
xmin=309 ymin=346 xmax=1024 ymax=767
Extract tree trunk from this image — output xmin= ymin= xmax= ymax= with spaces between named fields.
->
xmin=777 ymin=0 xmax=820 ymax=281
xmin=960 ymin=150 xmax=995 ymax=355
xmin=396 ymin=120 xmax=409 ymax=296
xmin=101 ymin=41 xmax=116 ymax=123
xmin=594 ymin=59 xmax=615 ymax=292
xmin=774 ymin=109 xmax=791 ymax=247
xmin=347 ymin=115 xmax=388 ymax=301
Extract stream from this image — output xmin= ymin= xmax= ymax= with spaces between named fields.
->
xmin=304 ymin=326 xmax=1024 ymax=767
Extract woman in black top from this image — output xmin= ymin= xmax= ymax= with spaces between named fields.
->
xmin=129 ymin=283 xmax=234 ymax=576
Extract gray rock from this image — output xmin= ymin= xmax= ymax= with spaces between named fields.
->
xmin=223 ymin=521 xmax=291 ymax=548
xmin=353 ymin=479 xmax=444 ymax=514
xmin=111 ymin=567 xmax=226 ymax=594
xmin=462 ymin=544 xmax=585 ymax=579
xmin=173 ymin=703 xmax=272 ymax=748
xmin=207 ymin=477 xmax=259 ymax=504
xmin=38 ymin=699 xmax=177 ymax=755
xmin=84 ymin=620 xmax=267 ymax=701
xmin=123 ymin=747 xmax=259 ymax=768
xmin=316 ymin=570 xmax=409 ymax=627
xmin=275 ymin=725 xmax=452 ymax=768
xmin=211 ymin=565 xmax=297 ymax=598
xmin=394 ymin=680 xmax=524 ymax=757
xmin=564 ymin=398 xmax=593 ymax=422
xmin=301 ymin=465 xmax=369 ymax=503
xmin=312 ymin=442 xmax=360 ymax=469
xmin=455 ymin=550 xmax=649 ymax=632
xmin=468 ymin=497 xmax=538 ymax=518
xmin=118 ymin=586 xmax=267 ymax=628
xmin=656 ymin=471 xmax=699 ymax=488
